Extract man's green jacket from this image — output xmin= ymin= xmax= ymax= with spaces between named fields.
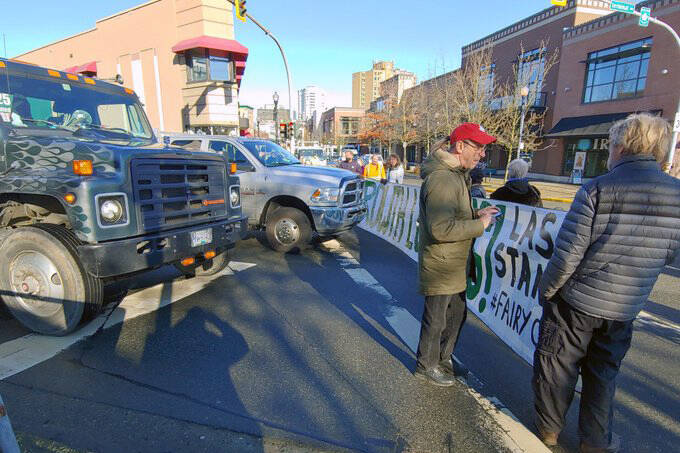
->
xmin=418 ymin=149 xmax=484 ymax=295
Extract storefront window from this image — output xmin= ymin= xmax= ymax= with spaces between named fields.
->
xmin=562 ymin=138 xmax=609 ymax=178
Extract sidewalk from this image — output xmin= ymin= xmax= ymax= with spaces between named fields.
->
xmin=404 ymin=173 xmax=578 ymax=205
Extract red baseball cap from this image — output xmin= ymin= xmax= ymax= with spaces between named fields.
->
xmin=450 ymin=123 xmax=497 ymax=145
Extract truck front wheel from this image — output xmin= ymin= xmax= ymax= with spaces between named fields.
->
xmin=0 ymin=225 xmax=103 ymax=335
xmin=265 ymin=207 xmax=312 ymax=253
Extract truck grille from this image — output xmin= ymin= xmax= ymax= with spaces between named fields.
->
xmin=341 ymin=179 xmax=365 ymax=206
xmin=131 ymin=158 xmax=227 ymax=231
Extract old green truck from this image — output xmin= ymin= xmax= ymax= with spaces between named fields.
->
xmin=0 ymin=58 xmax=246 ymax=335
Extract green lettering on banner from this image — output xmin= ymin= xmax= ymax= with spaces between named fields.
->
xmin=405 ymin=187 xmax=419 ymax=250
xmin=388 ymin=186 xmax=403 ymax=238
xmin=466 ymin=251 xmax=484 ymax=300
xmin=395 ymin=186 xmax=408 ymax=242
xmin=369 ymin=185 xmax=388 ymax=229
xmin=379 ymin=188 xmax=394 ymax=234
xmin=481 ymin=201 xmax=506 ymax=295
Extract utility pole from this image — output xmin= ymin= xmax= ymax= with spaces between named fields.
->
xmin=227 ymin=0 xmax=295 ymax=155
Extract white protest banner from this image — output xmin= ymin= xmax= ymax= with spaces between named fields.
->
xmin=359 ymin=182 xmax=567 ymax=365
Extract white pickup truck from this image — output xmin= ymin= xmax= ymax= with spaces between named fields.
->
xmin=163 ymin=134 xmax=368 ymax=252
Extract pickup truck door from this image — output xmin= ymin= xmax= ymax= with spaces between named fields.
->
xmin=209 ymin=140 xmax=263 ymax=225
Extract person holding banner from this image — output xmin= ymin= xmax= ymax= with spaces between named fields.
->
xmin=362 ymin=154 xmax=386 ymax=181
xmin=533 ymin=113 xmax=680 ymax=452
xmin=414 ymin=123 xmax=499 ymax=387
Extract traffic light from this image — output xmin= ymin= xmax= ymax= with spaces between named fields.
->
xmin=280 ymin=123 xmax=287 ymax=140
xmin=551 ymin=0 xmax=567 ymax=6
xmin=235 ymin=0 xmax=247 ymax=23
xmin=287 ymin=122 xmax=294 ymax=140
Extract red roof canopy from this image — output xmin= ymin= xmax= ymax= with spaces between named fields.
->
xmin=171 ymin=36 xmax=248 ymax=60
xmin=64 ymin=61 xmax=97 ymax=75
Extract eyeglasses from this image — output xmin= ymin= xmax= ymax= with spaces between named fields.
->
xmin=463 ymin=141 xmax=486 ymax=153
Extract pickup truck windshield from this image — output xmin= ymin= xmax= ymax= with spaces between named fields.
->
xmin=0 ymin=72 xmax=153 ymax=139
xmin=242 ymin=140 xmax=301 ymax=167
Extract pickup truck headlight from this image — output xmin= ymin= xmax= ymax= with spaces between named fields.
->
xmin=310 ymin=187 xmax=340 ymax=205
xmin=95 ymin=193 xmax=129 ymax=228
xmin=230 ymin=185 xmax=241 ymax=208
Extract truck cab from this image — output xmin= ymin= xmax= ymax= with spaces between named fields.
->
xmin=164 ymin=134 xmax=368 ymax=252
xmin=0 ymin=59 xmax=247 ymax=335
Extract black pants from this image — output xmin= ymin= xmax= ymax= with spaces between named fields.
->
xmin=533 ymin=294 xmax=633 ymax=448
xmin=416 ymin=293 xmax=467 ymax=370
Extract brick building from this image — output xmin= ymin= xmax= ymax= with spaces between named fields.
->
xmin=320 ymin=107 xmax=365 ymax=147
xmin=545 ymin=0 xmax=680 ymax=181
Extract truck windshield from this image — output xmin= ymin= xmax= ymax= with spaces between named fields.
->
xmin=0 ymin=72 xmax=153 ymax=139
xmin=242 ymin=140 xmax=300 ymax=167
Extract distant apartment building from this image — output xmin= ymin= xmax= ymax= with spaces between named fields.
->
xmin=352 ymin=61 xmax=395 ymax=110
xmin=380 ymin=70 xmax=417 ymax=104
xmin=297 ymin=85 xmax=327 ymax=126
xmin=320 ymin=107 xmax=365 ymax=146
xmin=15 ymin=0 xmax=248 ymax=135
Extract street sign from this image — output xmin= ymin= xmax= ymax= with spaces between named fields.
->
xmin=639 ymin=7 xmax=651 ymax=27
xmin=551 ymin=0 xmax=567 ymax=6
xmin=610 ymin=0 xmax=635 ymax=14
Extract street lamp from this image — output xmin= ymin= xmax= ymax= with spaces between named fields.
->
xmin=505 ymin=85 xmax=530 ymax=182
xmin=273 ymin=91 xmax=279 ymax=144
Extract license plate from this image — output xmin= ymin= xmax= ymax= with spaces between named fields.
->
xmin=190 ymin=228 xmax=212 ymax=247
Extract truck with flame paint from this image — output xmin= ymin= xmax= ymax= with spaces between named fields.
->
xmin=0 ymin=58 xmax=246 ymax=335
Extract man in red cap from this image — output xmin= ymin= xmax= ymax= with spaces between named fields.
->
xmin=415 ymin=122 xmax=499 ymax=386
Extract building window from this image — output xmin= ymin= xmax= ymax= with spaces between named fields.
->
xmin=340 ymin=117 xmax=359 ymax=135
xmin=518 ymin=48 xmax=545 ymax=97
xmin=582 ymin=37 xmax=652 ymax=103
xmin=478 ymin=63 xmax=496 ymax=98
xmin=186 ymin=50 xmax=235 ymax=83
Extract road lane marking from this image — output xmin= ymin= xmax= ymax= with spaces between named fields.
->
xmin=322 ymin=239 xmax=550 ymax=453
xmin=0 ymin=262 xmax=255 ymax=381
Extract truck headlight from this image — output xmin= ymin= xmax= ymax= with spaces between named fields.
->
xmin=230 ymin=186 xmax=240 ymax=208
xmin=95 ymin=193 xmax=129 ymax=228
xmin=101 ymin=200 xmax=123 ymax=222
xmin=310 ymin=187 xmax=340 ymax=205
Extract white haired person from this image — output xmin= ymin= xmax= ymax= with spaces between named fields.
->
xmin=533 ymin=113 xmax=680 ymax=452
xmin=490 ymin=158 xmax=542 ymax=207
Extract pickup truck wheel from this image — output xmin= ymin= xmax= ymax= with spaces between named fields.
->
xmin=0 ymin=225 xmax=103 ymax=335
xmin=174 ymin=251 xmax=230 ymax=277
xmin=265 ymin=207 xmax=312 ymax=253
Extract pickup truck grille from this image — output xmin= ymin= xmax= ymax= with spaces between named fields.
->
xmin=131 ymin=158 xmax=227 ymax=231
xmin=341 ymin=179 xmax=365 ymax=206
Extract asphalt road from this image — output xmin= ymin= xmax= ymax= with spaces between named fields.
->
xmin=1 ymin=228 xmax=678 ymax=453
xmin=0 ymin=232 xmax=515 ymax=453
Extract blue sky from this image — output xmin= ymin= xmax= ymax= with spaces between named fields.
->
xmin=1 ymin=1 xmax=619 ymax=110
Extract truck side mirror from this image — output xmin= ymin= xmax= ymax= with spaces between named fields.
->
xmin=238 ymin=162 xmax=255 ymax=172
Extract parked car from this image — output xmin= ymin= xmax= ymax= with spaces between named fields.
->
xmin=164 ymin=134 xmax=368 ymax=253
xmin=297 ymin=147 xmax=327 ymax=166
xmin=0 ymin=59 xmax=246 ymax=335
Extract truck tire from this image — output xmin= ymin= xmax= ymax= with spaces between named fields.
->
xmin=174 ymin=251 xmax=230 ymax=277
xmin=0 ymin=224 xmax=103 ymax=335
xmin=265 ymin=207 xmax=312 ymax=253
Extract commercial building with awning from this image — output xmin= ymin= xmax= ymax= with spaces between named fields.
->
xmin=14 ymin=0 xmax=248 ymax=135
xmin=545 ymin=112 xmax=635 ymax=139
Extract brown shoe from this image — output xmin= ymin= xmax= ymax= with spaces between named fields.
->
xmin=535 ymin=423 xmax=559 ymax=446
